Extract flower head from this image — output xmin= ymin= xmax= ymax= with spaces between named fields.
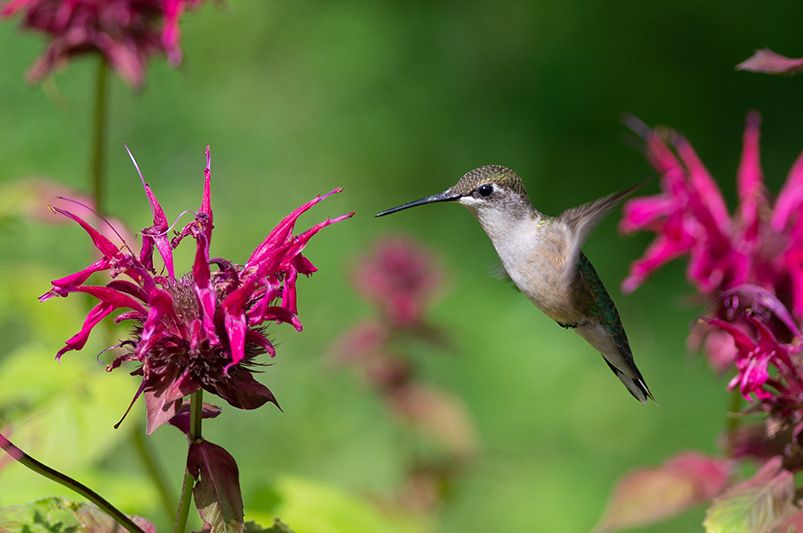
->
xmin=621 ymin=113 xmax=803 ymax=369
xmin=42 ymin=146 xmax=352 ymax=432
xmin=2 ymin=0 xmax=206 ymax=86
xmin=703 ymin=288 xmax=803 ymax=462
xmin=353 ymin=236 xmax=442 ymax=328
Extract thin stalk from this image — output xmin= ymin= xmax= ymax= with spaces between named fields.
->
xmin=131 ymin=428 xmax=176 ymax=522
xmin=172 ymin=391 xmax=203 ymax=533
xmin=90 ymin=57 xmax=109 ymax=215
xmin=0 ymin=433 xmax=143 ymax=533
xmin=725 ymin=388 xmax=743 ymax=455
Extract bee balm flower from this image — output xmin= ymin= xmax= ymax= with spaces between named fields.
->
xmin=2 ymin=0 xmax=207 ymax=86
xmin=41 ymin=146 xmax=352 ymax=432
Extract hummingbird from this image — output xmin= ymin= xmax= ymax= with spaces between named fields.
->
xmin=376 ymin=165 xmax=653 ymax=402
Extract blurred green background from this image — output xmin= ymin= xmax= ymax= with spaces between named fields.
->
xmin=0 ymin=1 xmax=802 ymax=531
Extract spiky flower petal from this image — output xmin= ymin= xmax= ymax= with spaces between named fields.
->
xmin=43 ymin=146 xmax=352 ymax=432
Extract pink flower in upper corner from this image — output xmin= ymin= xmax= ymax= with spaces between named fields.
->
xmin=41 ymin=146 xmax=352 ymax=433
xmin=620 ymin=113 xmax=803 ymax=369
xmin=1 ymin=0 xmax=207 ymax=87
xmin=354 ymin=236 xmax=443 ymax=328
xmin=737 ymin=49 xmax=803 ymax=75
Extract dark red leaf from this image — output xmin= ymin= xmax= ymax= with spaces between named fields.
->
xmin=188 ymin=440 xmax=244 ymax=532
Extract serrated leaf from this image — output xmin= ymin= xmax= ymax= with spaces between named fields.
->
xmin=0 ymin=496 xmax=154 ymax=532
xmin=704 ymin=457 xmax=798 ymax=533
xmin=188 ymin=440 xmax=244 ymax=533
xmin=598 ymin=451 xmax=731 ymax=531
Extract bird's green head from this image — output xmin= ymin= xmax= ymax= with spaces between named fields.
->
xmin=376 ymin=164 xmax=530 ymax=217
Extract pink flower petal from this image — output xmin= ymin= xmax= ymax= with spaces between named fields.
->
xmin=56 ymin=302 xmax=114 ymax=360
xmin=246 ymin=188 xmax=342 ymax=269
xmin=737 ymin=49 xmax=803 ymax=75
xmin=771 ymin=152 xmax=803 ymax=231
xmin=51 ymin=206 xmax=122 ymax=260
xmin=736 ymin=112 xmax=765 ymax=240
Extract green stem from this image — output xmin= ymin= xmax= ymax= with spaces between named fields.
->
xmin=172 ymin=391 xmax=203 ymax=533
xmin=131 ymin=428 xmax=176 ymax=522
xmin=0 ymin=433 xmax=143 ymax=533
xmin=90 ymin=57 xmax=109 ymax=215
xmin=725 ymin=388 xmax=743 ymax=455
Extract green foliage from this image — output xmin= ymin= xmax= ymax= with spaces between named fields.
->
xmin=0 ymin=497 xmax=153 ymax=532
xmin=0 ymin=1 xmax=801 ymax=531
xmin=246 ymin=476 xmax=426 ymax=533
xmin=704 ymin=459 xmax=798 ymax=533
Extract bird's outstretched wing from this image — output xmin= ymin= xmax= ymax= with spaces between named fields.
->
xmin=557 ymin=180 xmax=647 ymax=285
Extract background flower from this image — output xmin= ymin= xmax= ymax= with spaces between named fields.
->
xmin=2 ymin=0 xmax=207 ymax=86
xmin=620 ymin=113 xmax=803 ymax=370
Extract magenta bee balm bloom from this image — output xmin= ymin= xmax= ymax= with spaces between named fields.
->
xmin=41 ymin=146 xmax=352 ymax=432
xmin=2 ymin=0 xmax=206 ymax=86
xmin=621 ymin=113 xmax=803 ymax=370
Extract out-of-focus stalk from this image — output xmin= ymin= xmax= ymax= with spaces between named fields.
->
xmin=90 ymin=57 xmax=109 ymax=214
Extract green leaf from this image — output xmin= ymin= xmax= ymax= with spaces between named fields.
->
xmin=704 ymin=457 xmax=798 ymax=533
xmin=0 ymin=344 xmax=142 ymax=506
xmin=0 ymin=497 xmax=154 ymax=532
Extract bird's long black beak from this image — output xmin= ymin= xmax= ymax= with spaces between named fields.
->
xmin=375 ymin=191 xmax=462 ymax=217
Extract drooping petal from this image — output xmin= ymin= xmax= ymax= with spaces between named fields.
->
xmin=168 ymin=401 xmax=221 ymax=436
xmin=675 ymin=136 xmax=730 ymax=234
xmin=211 ymin=368 xmax=279 ymax=410
xmin=621 ymin=232 xmax=694 ymax=293
xmin=40 ymin=258 xmax=110 ymax=300
xmin=144 ymin=371 xmax=200 ymax=434
xmin=137 ymin=288 xmax=177 ymax=358
xmin=51 ymin=206 xmax=122 ymax=260
xmin=56 ymin=303 xmax=115 ymax=360
xmin=245 ymin=329 xmax=276 ymax=356
xmin=71 ymin=286 xmax=147 ymax=315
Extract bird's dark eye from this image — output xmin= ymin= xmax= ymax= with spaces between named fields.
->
xmin=477 ymin=184 xmax=494 ymax=197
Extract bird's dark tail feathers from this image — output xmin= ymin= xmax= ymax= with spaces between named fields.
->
xmin=603 ymin=359 xmax=655 ymax=403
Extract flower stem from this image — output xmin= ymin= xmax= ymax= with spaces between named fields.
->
xmin=131 ymin=428 xmax=176 ymax=522
xmin=90 ymin=56 xmax=109 ymax=215
xmin=172 ymin=391 xmax=203 ymax=533
xmin=0 ymin=433 xmax=143 ymax=533
xmin=725 ymin=388 xmax=743 ymax=455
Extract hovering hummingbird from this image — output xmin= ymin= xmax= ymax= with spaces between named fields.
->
xmin=376 ymin=165 xmax=653 ymax=402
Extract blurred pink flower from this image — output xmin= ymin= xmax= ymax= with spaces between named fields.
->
xmin=354 ymin=236 xmax=442 ymax=328
xmin=621 ymin=113 xmax=803 ymax=369
xmin=0 ymin=178 xmax=134 ymax=247
xmin=41 ymin=146 xmax=352 ymax=432
xmin=737 ymin=49 xmax=803 ymax=75
xmin=2 ymin=0 xmax=206 ymax=86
